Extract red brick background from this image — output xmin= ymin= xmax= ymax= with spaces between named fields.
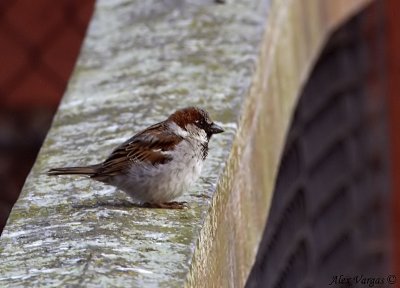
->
xmin=0 ymin=0 xmax=94 ymax=233
xmin=385 ymin=0 xmax=400 ymax=278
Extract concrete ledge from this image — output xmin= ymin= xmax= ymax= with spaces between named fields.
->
xmin=0 ymin=0 xmax=372 ymax=287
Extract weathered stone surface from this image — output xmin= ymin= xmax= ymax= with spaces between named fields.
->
xmin=0 ymin=0 xmax=372 ymax=287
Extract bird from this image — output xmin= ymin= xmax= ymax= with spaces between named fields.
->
xmin=48 ymin=107 xmax=224 ymax=209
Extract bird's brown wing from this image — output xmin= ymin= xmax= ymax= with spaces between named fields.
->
xmin=92 ymin=123 xmax=183 ymax=179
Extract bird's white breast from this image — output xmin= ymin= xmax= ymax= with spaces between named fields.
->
xmin=112 ymin=133 xmax=206 ymax=203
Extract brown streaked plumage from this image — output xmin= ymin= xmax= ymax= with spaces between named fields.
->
xmin=48 ymin=123 xmax=183 ymax=180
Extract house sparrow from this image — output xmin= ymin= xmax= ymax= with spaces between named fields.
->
xmin=48 ymin=107 xmax=224 ymax=209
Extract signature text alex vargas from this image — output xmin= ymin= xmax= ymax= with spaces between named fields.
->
xmin=329 ymin=274 xmax=396 ymax=287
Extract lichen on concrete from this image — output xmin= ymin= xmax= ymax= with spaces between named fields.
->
xmin=0 ymin=0 xmax=372 ymax=286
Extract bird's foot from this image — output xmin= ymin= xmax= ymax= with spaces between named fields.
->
xmin=143 ymin=201 xmax=189 ymax=209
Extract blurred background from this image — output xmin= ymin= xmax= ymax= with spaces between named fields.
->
xmin=0 ymin=0 xmax=94 ymax=231
xmin=246 ymin=1 xmax=400 ymax=286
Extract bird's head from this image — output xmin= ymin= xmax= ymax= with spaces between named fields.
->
xmin=168 ymin=107 xmax=224 ymax=140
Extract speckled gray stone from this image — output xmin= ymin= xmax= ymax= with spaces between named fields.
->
xmin=0 ymin=0 xmax=372 ymax=287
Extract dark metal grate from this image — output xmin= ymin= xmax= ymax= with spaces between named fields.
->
xmin=246 ymin=3 xmax=392 ymax=287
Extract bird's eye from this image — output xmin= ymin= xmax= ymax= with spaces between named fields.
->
xmin=195 ymin=120 xmax=200 ymax=124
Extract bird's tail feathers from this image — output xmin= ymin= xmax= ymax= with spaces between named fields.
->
xmin=47 ymin=165 xmax=100 ymax=176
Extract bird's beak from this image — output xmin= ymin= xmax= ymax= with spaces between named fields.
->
xmin=209 ymin=123 xmax=224 ymax=134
